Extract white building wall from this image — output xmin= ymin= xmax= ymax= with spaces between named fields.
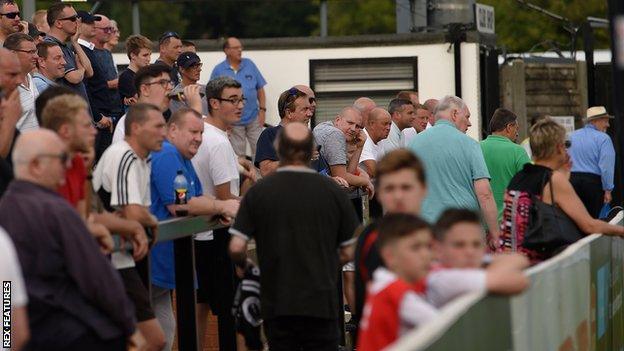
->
xmin=113 ymin=42 xmax=483 ymax=140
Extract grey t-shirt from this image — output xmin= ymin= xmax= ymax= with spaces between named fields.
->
xmin=313 ymin=121 xmax=347 ymax=166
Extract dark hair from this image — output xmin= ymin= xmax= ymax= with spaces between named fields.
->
xmin=181 ymin=40 xmax=195 ymax=48
xmin=35 ymin=85 xmax=78 ymax=124
xmin=433 ymin=209 xmax=481 ymax=241
xmin=388 ymin=98 xmax=413 ymax=115
xmin=0 ymin=1 xmax=15 ymax=9
xmin=396 ymin=90 xmax=417 ymax=101
xmin=377 ymin=213 xmax=431 ymax=249
xmin=205 ymin=76 xmax=241 ymax=113
xmin=47 ymin=3 xmax=72 ymax=27
xmin=277 ymin=87 xmax=307 ymax=119
xmin=376 ymin=149 xmax=426 ymax=186
xmin=276 ymin=125 xmax=313 ymax=166
xmin=489 ymin=108 xmax=518 ymax=133
xmin=125 ymin=34 xmax=153 ymax=60
xmin=3 ymin=33 xmax=34 ymax=50
xmin=133 ymin=63 xmax=171 ymax=97
xmin=36 ymin=41 xmax=59 ymax=59
xmin=125 ymin=103 xmax=161 ymax=136
xmin=168 ymin=107 xmax=201 ymax=127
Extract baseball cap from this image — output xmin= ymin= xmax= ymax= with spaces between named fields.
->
xmin=177 ymin=51 xmax=201 ymax=68
xmin=76 ymin=11 xmax=102 ymax=24
xmin=28 ymin=23 xmax=45 ymax=38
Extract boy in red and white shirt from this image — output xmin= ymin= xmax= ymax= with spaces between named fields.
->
xmin=358 ymin=213 xmax=529 ymax=350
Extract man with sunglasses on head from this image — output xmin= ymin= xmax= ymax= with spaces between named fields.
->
xmin=44 ymin=2 xmax=93 ymax=104
xmin=77 ymin=12 xmax=123 ymax=161
xmin=0 ymin=0 xmax=27 ymax=46
xmin=210 ymin=37 xmax=267 ymax=159
xmin=155 ymin=31 xmax=182 ymax=87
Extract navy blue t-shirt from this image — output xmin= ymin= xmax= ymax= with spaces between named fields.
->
xmin=254 ymin=124 xmax=330 ymax=175
xmin=81 ymin=45 xmax=123 ymax=122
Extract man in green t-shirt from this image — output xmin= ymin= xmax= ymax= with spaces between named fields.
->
xmin=480 ymin=108 xmax=531 ymax=221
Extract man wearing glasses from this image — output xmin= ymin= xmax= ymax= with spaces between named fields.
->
xmin=44 ymin=3 xmax=93 ymax=104
xmin=210 ymin=37 xmax=267 ymax=159
xmin=155 ymin=31 xmax=182 ymax=87
xmin=3 ymin=33 xmax=39 ymax=132
xmin=113 ymin=63 xmax=199 ymax=144
xmin=77 ymin=12 xmax=123 ymax=161
xmin=0 ymin=0 xmax=26 ymax=45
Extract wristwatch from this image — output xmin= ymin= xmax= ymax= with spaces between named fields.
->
xmin=259 ymin=107 xmax=267 ymax=111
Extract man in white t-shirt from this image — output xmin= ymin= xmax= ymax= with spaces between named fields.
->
xmin=359 ymin=107 xmax=391 ymax=178
xmin=0 ymin=227 xmax=29 ymax=351
xmin=190 ymin=76 xmax=252 ymax=350
xmin=93 ymin=103 xmax=168 ymax=351
xmin=5 ymin=33 xmax=40 ymax=132
xmin=378 ymin=98 xmax=415 ymax=157
xmin=403 ymin=103 xmax=431 ymax=146
xmin=112 ymin=63 xmax=203 ymax=144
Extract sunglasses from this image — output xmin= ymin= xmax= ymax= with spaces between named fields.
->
xmin=58 ymin=15 xmax=78 ymax=22
xmin=96 ymin=26 xmax=115 ymax=33
xmin=0 ymin=11 xmax=19 ymax=19
xmin=37 ymin=152 xmax=70 ymax=164
xmin=159 ymin=31 xmax=179 ymax=44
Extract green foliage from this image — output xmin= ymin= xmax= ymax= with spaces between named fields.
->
xmin=20 ymin=0 xmax=611 ymax=53
xmin=480 ymin=0 xmax=611 ymax=52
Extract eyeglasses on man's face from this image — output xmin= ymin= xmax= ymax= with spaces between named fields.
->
xmin=96 ymin=26 xmax=115 ymax=33
xmin=144 ymin=79 xmax=174 ymax=89
xmin=13 ymin=48 xmax=37 ymax=55
xmin=215 ymin=97 xmax=246 ymax=106
xmin=58 ymin=15 xmax=78 ymax=22
xmin=37 ymin=152 xmax=70 ymax=164
xmin=0 ymin=11 xmax=20 ymax=19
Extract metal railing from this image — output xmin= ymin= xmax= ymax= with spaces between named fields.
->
xmin=114 ymin=188 xmax=369 ymax=350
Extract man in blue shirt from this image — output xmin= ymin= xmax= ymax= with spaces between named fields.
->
xmin=210 ymin=37 xmax=267 ymax=158
xmin=568 ymin=106 xmax=616 ymax=218
xmin=149 ymin=107 xmax=239 ymax=350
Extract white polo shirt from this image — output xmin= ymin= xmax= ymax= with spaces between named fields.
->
xmin=16 ymin=73 xmax=40 ymax=132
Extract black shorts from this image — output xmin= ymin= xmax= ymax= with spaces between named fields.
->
xmin=194 ymin=227 xmax=237 ymax=316
xmin=118 ymin=266 xmax=155 ymax=322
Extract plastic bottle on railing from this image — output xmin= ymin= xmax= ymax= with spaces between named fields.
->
xmin=174 ymin=170 xmax=189 ymax=216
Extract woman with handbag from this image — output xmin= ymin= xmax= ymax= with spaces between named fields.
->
xmin=499 ymin=118 xmax=624 ymax=263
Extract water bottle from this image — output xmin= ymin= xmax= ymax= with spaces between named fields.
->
xmin=173 ymin=170 xmax=189 ymax=216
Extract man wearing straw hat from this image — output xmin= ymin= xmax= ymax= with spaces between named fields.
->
xmin=568 ymin=106 xmax=616 ymax=218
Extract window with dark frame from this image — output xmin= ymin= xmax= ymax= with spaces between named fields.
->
xmin=310 ymin=57 xmax=418 ymax=126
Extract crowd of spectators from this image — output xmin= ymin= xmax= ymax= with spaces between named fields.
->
xmin=0 ymin=1 xmax=622 ymax=350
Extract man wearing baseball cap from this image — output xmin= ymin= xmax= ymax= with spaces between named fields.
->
xmin=169 ymin=51 xmax=208 ymax=115
xmin=568 ymin=106 xmax=616 ymax=218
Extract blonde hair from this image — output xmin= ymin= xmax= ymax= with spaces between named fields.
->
xmin=529 ymin=118 xmax=566 ymax=160
xmin=41 ymin=94 xmax=89 ymax=132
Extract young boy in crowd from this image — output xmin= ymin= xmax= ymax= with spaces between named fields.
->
xmin=433 ymin=208 xmax=488 ymax=269
xmin=357 ymin=213 xmax=530 ymax=350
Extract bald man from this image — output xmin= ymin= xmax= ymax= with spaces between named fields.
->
xmin=359 ymin=107 xmax=392 ymax=178
xmin=313 ymin=106 xmax=374 ymax=195
xmin=229 ymin=122 xmax=359 ymax=351
xmin=354 ymin=97 xmax=376 ymax=125
xmin=0 ymin=129 xmax=136 ymax=349
xmin=0 ymin=48 xmax=23 ymax=159
xmin=79 ymin=13 xmax=124 ymax=161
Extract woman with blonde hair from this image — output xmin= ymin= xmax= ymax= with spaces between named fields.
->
xmin=500 ymin=118 xmax=624 ymax=262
